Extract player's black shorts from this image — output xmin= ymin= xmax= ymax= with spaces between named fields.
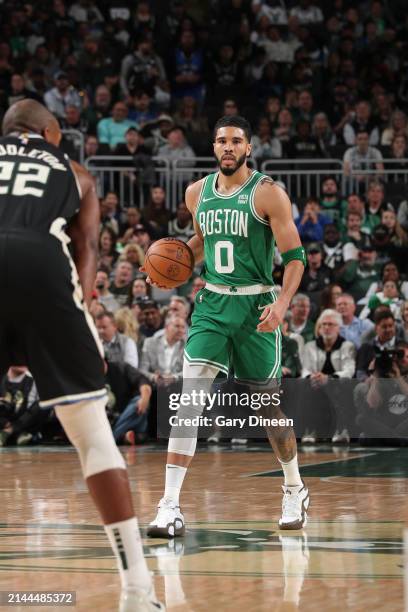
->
xmin=0 ymin=229 xmax=106 ymax=407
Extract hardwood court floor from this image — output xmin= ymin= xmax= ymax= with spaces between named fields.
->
xmin=0 ymin=444 xmax=406 ymax=611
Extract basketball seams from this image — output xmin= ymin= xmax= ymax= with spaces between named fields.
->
xmin=147 ymin=252 xmax=193 ymax=272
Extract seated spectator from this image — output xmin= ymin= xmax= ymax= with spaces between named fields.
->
xmin=312 ymin=113 xmax=337 ymax=156
xmin=110 ymin=261 xmax=134 ymax=306
xmin=381 ymin=110 xmax=408 ymax=145
xmin=339 ymin=192 xmax=367 ymax=234
xmin=301 ymin=309 xmax=356 ymax=444
xmin=94 ymin=269 xmax=120 ymax=313
xmin=127 ymin=277 xmax=150 ymax=308
xmin=290 ymin=1 xmax=323 ymax=25
xmin=107 ymin=361 xmax=152 ymax=445
xmin=260 ymin=25 xmax=292 ymax=64
xmin=342 ymin=211 xmax=371 ymax=260
xmin=343 ymin=130 xmax=384 ymax=190
xmin=114 ymin=306 xmax=143 ymax=355
xmin=119 ymin=207 xmax=143 ymax=243
xmin=143 ymin=186 xmax=172 ymax=236
xmin=381 ymin=208 xmax=408 ymax=250
xmin=119 ymin=243 xmax=145 ymax=275
xmin=363 ymin=180 xmax=393 ymax=233
xmin=287 ymin=119 xmax=323 ymax=159
xmin=397 ymin=199 xmax=408 ymax=233
xmin=84 ymin=84 xmax=112 ymax=132
xmin=295 ymin=197 xmax=331 ymax=243
xmin=171 ymin=30 xmax=204 ymax=102
xmin=69 ymin=0 xmax=104 ymax=24
xmin=98 ymin=227 xmax=119 ymax=271
xmin=384 ymin=135 xmax=408 ymax=180
xmin=97 ymin=101 xmax=139 ymax=149
xmin=143 ymin=113 xmax=174 ymax=153
xmin=356 ymin=310 xmax=397 ymax=380
xmin=289 ymin=293 xmax=315 ymax=343
xmin=281 ymin=317 xmax=302 ymax=378
xmin=354 ymin=341 xmax=408 ymax=440
xmin=338 ymin=241 xmax=380 ymax=302
xmin=158 ymin=127 xmax=196 ymax=182
xmin=168 ymin=296 xmax=190 ymax=321
xmin=251 ymin=116 xmax=282 ymax=161
xmin=121 ymin=34 xmax=166 ymax=99
xmin=128 ymin=90 xmax=158 ymax=126
xmin=361 ymin=280 xmax=404 ymax=321
xmin=84 ymin=134 xmax=111 ymax=159
xmin=362 ymin=261 xmax=408 ymax=305
xmin=132 ymin=223 xmax=153 ymax=254
xmin=172 ymin=96 xmax=209 ymax=135
xmin=168 ymin=200 xmax=195 ymax=242
xmin=274 ymin=107 xmax=295 ymax=142
xmin=140 ymin=314 xmax=186 ymax=384
xmin=100 ymin=191 xmax=120 ymax=235
xmin=319 ymin=176 xmax=343 ymax=224
xmin=343 ymin=100 xmax=380 ymax=146
xmin=401 ymin=301 xmax=408 ymax=342
xmin=44 ymin=70 xmax=81 ymax=119
xmin=253 ymin=0 xmax=288 ymax=25
xmin=96 ymin=311 xmax=139 ymax=368
xmin=0 ymin=367 xmax=45 ymax=447
xmin=114 ymin=126 xmax=154 ymax=203
xmin=319 ymin=284 xmax=343 ymax=312
xmin=139 ymin=299 xmax=163 ymax=338
xmin=321 ymin=224 xmax=346 ymax=271
xmin=294 ymin=90 xmax=315 ymax=124
xmin=207 ymin=43 xmax=243 ymax=105
xmin=7 ymin=73 xmax=42 ymax=106
xmin=299 ymin=243 xmax=333 ymax=305
xmin=336 ymin=293 xmax=374 ymax=349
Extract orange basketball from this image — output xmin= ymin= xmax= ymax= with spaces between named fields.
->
xmin=144 ymin=238 xmax=194 ymax=288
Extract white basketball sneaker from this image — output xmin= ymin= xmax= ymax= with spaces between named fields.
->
xmin=119 ymin=587 xmax=165 ymax=611
xmin=147 ymin=497 xmax=185 ymax=538
xmin=279 ymin=481 xmax=310 ymax=530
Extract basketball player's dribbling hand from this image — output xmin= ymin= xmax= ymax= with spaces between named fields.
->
xmin=139 ymin=265 xmax=170 ymax=290
xmin=257 ymin=301 xmax=286 ymax=332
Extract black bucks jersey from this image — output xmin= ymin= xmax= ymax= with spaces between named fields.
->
xmin=0 ymin=133 xmax=106 ymax=408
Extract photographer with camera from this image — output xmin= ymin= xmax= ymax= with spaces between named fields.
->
xmin=356 ymin=310 xmax=397 ymax=381
xmin=354 ymin=342 xmax=408 ymax=439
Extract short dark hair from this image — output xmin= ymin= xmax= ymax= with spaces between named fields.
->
xmin=374 ymin=309 xmax=395 ymax=325
xmin=213 ymin=115 xmax=252 ymax=142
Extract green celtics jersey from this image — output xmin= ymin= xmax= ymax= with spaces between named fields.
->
xmin=196 ymin=170 xmax=274 ymax=286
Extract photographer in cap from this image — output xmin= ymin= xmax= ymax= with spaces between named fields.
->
xmin=354 ymin=342 xmax=408 ymax=440
xmin=356 ymin=309 xmax=397 ymax=381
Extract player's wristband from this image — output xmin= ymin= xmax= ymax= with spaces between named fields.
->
xmin=281 ymin=246 xmax=306 ymax=267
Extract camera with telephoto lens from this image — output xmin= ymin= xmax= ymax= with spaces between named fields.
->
xmin=374 ymin=347 xmax=405 ymax=377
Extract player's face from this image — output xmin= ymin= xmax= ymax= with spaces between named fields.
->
xmin=214 ymin=127 xmax=251 ymax=176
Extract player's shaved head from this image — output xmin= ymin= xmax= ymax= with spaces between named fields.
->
xmin=2 ymin=99 xmax=61 ymax=146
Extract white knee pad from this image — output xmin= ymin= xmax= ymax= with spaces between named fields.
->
xmin=168 ymin=360 xmax=219 ymax=457
xmin=55 ymin=398 xmax=126 ymax=479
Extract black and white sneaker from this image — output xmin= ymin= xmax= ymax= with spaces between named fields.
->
xmin=147 ymin=497 xmax=185 ymax=538
xmin=279 ymin=481 xmax=310 ymax=530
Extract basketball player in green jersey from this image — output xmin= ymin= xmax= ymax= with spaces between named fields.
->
xmin=145 ymin=115 xmax=309 ymax=535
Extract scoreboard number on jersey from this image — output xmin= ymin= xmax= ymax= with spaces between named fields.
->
xmin=214 ymin=240 xmax=235 ymax=273
xmin=0 ymin=161 xmax=51 ymax=197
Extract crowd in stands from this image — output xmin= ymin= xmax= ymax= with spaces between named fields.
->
xmin=1 ymin=0 xmax=408 ymax=447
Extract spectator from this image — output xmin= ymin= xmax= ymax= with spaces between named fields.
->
xmin=143 ymin=186 xmax=172 ymax=235
xmin=363 ymin=261 xmax=408 ymax=306
xmin=127 ymin=277 xmax=150 ymax=308
xmin=361 ymin=279 xmax=404 ymax=321
xmin=168 ymin=296 xmax=190 ymax=321
xmin=343 ymin=130 xmax=384 ymax=191
xmin=287 ymin=119 xmax=323 ymax=159
xmin=84 ymin=134 xmax=110 ymax=158
xmin=340 ymin=192 xmax=367 ymax=233
xmin=401 ymin=301 xmax=408 ymax=343
xmin=132 ymin=223 xmax=153 ymax=253
xmin=119 ymin=243 xmax=145 ymax=275
xmin=144 ymin=113 xmax=174 ymax=153
xmin=290 ymin=1 xmax=323 ymax=25
xmin=69 ymin=0 xmax=104 ymax=24
xmin=208 ymin=43 xmax=243 ymax=105
xmin=120 ymin=35 xmax=166 ymax=98
xmin=289 ymin=293 xmax=315 ymax=343
xmin=343 ymin=100 xmax=380 ymax=145
xmin=114 ymin=126 xmax=155 ymax=201
xmin=172 ymin=96 xmax=209 ymax=136
xmin=128 ymin=90 xmax=158 ymax=126
xmin=139 ymin=299 xmax=163 ymax=338
xmin=319 ymin=284 xmax=343 ymax=312
xmin=322 ymin=224 xmax=346 ymax=271
xmin=97 ymin=101 xmax=139 ymax=149
xmin=363 ymin=180 xmax=393 ymax=233
xmin=158 ymin=127 xmax=195 ymax=182
xmin=253 ymin=0 xmax=288 ymax=25
xmin=0 ymin=367 xmax=44 ymax=447
xmin=295 ymin=90 xmax=315 ymax=123
xmin=338 ymin=242 xmax=380 ymax=302
xmin=381 ymin=209 xmax=408 ymax=250
xmin=94 ymin=269 xmax=120 ymax=313
xmin=319 ymin=176 xmax=343 ymax=224
xmin=44 ymin=70 xmax=81 ymax=119
xmin=342 ymin=211 xmax=371 ymax=260
xmin=312 ymin=113 xmax=337 ymax=156
xmin=336 ymin=293 xmax=375 ymax=349
xmin=7 ymin=73 xmax=42 ymax=107
xmin=107 ymin=360 xmax=152 ymax=445
xmin=119 ymin=207 xmax=144 ymax=244
xmin=98 ymin=227 xmax=119 ymax=271
xmin=100 ymin=192 xmax=120 ymax=235
xmin=260 ymin=25 xmax=292 ymax=64
xmin=84 ymin=85 xmax=112 ymax=132
xmin=168 ymin=200 xmax=195 ymax=242
xmin=299 ymin=242 xmax=333 ymax=303
xmin=110 ymin=261 xmax=134 ymax=306
xmin=301 ymin=309 xmax=356 ymax=444
xmin=251 ymin=116 xmax=282 ymax=160
xmin=295 ymin=197 xmax=331 ymax=243
xmin=140 ymin=315 xmax=186 ymax=384
xmin=274 ymin=107 xmax=295 ymax=142
xmin=171 ymin=30 xmax=204 ymax=102
xmin=114 ymin=307 xmax=141 ymax=349
xmin=381 ymin=110 xmax=408 ymax=145
xmin=96 ymin=311 xmax=138 ymax=368
xmin=356 ymin=310 xmax=397 ymax=380
xmin=385 ymin=135 xmax=408 ymax=181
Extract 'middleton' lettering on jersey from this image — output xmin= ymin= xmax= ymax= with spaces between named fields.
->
xmin=198 ymin=209 xmax=248 ymax=238
xmin=0 ymin=144 xmax=66 ymax=171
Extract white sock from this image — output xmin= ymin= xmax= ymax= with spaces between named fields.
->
xmin=164 ymin=463 xmax=187 ymax=505
xmin=278 ymin=454 xmax=302 ymax=487
xmin=104 ymin=517 xmax=153 ymax=594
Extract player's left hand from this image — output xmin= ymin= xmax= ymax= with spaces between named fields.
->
xmin=257 ymin=300 xmax=287 ymax=333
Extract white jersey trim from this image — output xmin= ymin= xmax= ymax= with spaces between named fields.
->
xmin=40 ymin=388 xmax=107 ymax=408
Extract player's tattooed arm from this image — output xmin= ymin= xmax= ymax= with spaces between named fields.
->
xmin=66 ymin=161 xmax=100 ymax=307
xmin=254 ymin=180 xmax=304 ymax=332
xmin=185 ymin=179 xmax=205 ymax=265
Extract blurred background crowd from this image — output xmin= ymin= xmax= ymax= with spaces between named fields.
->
xmin=0 ymin=0 xmax=408 ymax=448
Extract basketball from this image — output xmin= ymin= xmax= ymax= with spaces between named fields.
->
xmin=144 ymin=238 xmax=194 ymax=288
